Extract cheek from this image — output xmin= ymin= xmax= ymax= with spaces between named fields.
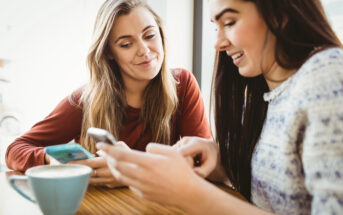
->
xmin=156 ymin=39 xmax=164 ymax=57
xmin=114 ymin=50 xmax=134 ymax=66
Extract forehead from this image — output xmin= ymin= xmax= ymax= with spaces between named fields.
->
xmin=209 ymin=0 xmax=243 ymax=20
xmin=111 ymin=6 xmax=157 ymax=37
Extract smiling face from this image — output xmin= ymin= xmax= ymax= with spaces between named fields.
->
xmin=209 ymin=0 xmax=276 ymax=78
xmin=108 ymin=6 xmax=164 ymax=88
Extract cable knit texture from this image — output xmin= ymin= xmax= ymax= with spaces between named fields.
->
xmin=251 ymin=48 xmax=343 ymax=215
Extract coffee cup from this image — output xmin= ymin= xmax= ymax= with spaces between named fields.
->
xmin=9 ymin=164 xmax=91 ymax=215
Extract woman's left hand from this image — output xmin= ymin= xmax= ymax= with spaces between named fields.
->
xmin=68 ymin=156 xmax=124 ymax=188
xmin=96 ymin=142 xmax=203 ymax=207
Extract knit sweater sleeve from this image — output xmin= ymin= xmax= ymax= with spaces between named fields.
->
xmin=300 ymin=50 xmax=343 ymax=214
xmin=5 ymin=89 xmax=83 ymax=171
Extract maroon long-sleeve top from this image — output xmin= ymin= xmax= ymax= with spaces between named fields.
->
xmin=6 ymin=69 xmax=211 ymax=171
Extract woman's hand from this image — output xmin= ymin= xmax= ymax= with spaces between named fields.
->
xmin=68 ymin=156 xmax=124 ymax=188
xmin=175 ymin=137 xmax=219 ymax=178
xmin=96 ymin=143 xmax=203 ymax=207
xmin=176 ymin=137 xmax=229 ymax=184
xmin=69 ymin=141 xmax=130 ymax=188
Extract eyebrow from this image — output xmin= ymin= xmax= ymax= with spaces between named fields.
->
xmin=114 ymin=25 xmax=156 ymax=44
xmin=213 ymin=8 xmax=239 ymax=21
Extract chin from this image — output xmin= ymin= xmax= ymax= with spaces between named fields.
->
xmin=238 ymin=67 xmax=260 ymax=78
xmin=144 ymin=70 xmax=160 ymax=80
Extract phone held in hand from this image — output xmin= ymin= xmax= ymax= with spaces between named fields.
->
xmin=87 ymin=127 xmax=118 ymax=146
xmin=44 ymin=143 xmax=94 ymax=163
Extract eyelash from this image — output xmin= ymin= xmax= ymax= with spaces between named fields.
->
xmin=119 ymin=34 xmax=155 ymax=48
xmin=120 ymin=43 xmax=131 ymax=48
xmin=224 ymin=21 xmax=236 ymax=27
xmin=145 ymin=34 xmax=155 ymax=39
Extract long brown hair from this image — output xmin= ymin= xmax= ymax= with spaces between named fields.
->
xmin=211 ymin=0 xmax=342 ymax=201
xmin=80 ymin=0 xmax=178 ymax=153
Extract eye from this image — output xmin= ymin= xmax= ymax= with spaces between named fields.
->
xmin=224 ymin=21 xmax=236 ymax=27
xmin=145 ymin=34 xmax=155 ymax=40
xmin=119 ymin=42 xmax=131 ymax=48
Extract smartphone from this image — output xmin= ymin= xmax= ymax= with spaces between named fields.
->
xmin=44 ymin=143 xmax=94 ymax=163
xmin=87 ymin=127 xmax=118 ymax=145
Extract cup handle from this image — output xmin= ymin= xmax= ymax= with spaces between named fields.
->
xmin=8 ymin=175 xmax=36 ymax=203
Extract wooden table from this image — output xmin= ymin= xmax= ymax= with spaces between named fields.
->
xmin=0 ymin=171 xmax=243 ymax=215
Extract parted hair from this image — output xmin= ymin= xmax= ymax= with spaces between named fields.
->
xmin=211 ymin=0 xmax=342 ymax=201
xmin=80 ymin=0 xmax=178 ymax=153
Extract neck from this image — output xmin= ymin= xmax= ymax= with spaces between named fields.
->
xmin=123 ymin=78 xmax=149 ymax=109
xmin=263 ymin=62 xmax=297 ymax=90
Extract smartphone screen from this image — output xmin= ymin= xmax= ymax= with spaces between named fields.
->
xmin=45 ymin=143 xmax=94 ymax=163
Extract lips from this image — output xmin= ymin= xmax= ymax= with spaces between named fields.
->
xmin=137 ymin=57 xmax=155 ymax=65
xmin=139 ymin=59 xmax=152 ymax=65
xmin=232 ymin=51 xmax=244 ymax=60
xmin=227 ymin=51 xmax=244 ymax=66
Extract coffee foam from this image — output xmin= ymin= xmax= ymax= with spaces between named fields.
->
xmin=29 ymin=165 xmax=90 ymax=178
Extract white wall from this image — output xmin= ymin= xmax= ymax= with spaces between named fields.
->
xmin=148 ymin=0 xmax=194 ymax=71
xmin=0 ymin=0 xmax=103 ymax=131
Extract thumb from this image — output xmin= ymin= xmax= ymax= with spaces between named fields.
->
xmin=117 ymin=141 xmax=131 ymax=150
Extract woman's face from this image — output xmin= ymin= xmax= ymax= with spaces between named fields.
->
xmin=108 ymin=6 xmax=164 ymax=86
xmin=209 ymin=0 xmax=276 ymax=77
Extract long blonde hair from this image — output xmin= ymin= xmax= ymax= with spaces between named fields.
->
xmin=80 ymin=0 xmax=178 ymax=153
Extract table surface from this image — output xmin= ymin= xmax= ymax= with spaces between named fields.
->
xmin=0 ymin=171 xmax=243 ymax=215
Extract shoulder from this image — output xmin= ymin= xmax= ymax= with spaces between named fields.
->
xmin=299 ymin=48 xmax=343 ymax=78
xmin=172 ymin=68 xmax=193 ymax=82
xmin=68 ymin=86 xmax=85 ymax=109
xmin=171 ymin=68 xmax=199 ymax=90
xmin=292 ymin=48 xmax=343 ymax=98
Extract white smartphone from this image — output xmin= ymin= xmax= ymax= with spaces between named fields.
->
xmin=87 ymin=127 xmax=118 ymax=146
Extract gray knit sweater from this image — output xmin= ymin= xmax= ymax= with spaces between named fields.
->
xmin=251 ymin=48 xmax=343 ymax=215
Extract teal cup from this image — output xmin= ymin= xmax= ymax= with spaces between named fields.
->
xmin=9 ymin=164 xmax=92 ymax=215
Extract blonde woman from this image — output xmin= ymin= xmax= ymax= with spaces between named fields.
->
xmin=6 ymin=0 xmax=211 ymax=188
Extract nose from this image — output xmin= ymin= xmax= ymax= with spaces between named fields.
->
xmin=214 ymin=28 xmax=230 ymax=51
xmin=137 ymin=40 xmax=150 ymax=57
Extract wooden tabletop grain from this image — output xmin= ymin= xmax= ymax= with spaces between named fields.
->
xmin=1 ymin=171 xmax=243 ymax=215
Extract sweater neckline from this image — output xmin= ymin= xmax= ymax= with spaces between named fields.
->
xmin=263 ymin=73 xmax=296 ymax=102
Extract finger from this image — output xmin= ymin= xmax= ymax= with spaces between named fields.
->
xmin=116 ymin=173 xmax=143 ymax=192
xmin=97 ymin=143 xmax=156 ymax=168
xmin=89 ymin=177 xmax=116 ymax=185
xmin=92 ymin=166 xmax=113 ymax=178
xmin=68 ymin=157 xmax=106 ymax=169
xmin=177 ymin=139 xmax=209 ymax=157
xmin=129 ymin=186 xmax=143 ymax=198
xmin=194 ymin=168 xmax=207 ymax=178
xmin=145 ymin=143 xmax=174 ymax=156
xmin=193 ymin=159 xmax=216 ymax=178
xmin=184 ymin=156 xmax=194 ymax=167
xmin=115 ymin=161 xmax=143 ymax=181
xmin=117 ymin=141 xmax=131 ymax=150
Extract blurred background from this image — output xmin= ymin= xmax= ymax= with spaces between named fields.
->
xmin=0 ymin=0 xmax=342 ymax=170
